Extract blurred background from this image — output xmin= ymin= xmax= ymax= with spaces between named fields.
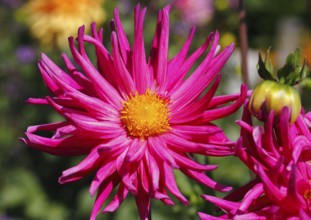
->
xmin=0 ymin=0 xmax=310 ymax=219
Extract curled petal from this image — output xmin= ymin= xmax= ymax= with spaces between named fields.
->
xmin=202 ymin=84 xmax=247 ymax=122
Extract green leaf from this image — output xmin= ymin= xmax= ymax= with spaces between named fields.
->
xmin=257 ymin=48 xmax=275 ymax=81
xmin=264 ymin=47 xmax=274 ymax=75
xmin=277 ymin=48 xmax=306 ymax=85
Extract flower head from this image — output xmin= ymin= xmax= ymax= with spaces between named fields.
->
xmin=17 ymin=0 xmax=105 ymax=49
xmin=200 ymin=101 xmax=311 ymax=219
xmin=21 ymin=5 xmax=246 ymax=220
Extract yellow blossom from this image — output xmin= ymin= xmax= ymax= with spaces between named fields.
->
xmin=17 ymin=0 xmax=105 ymax=49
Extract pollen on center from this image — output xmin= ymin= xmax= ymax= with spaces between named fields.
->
xmin=120 ymin=89 xmax=171 ymax=139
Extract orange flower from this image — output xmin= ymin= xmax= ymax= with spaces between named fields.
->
xmin=17 ymin=0 xmax=105 ymax=49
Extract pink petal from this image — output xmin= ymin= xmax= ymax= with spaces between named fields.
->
xmin=68 ymin=37 xmax=122 ymax=108
xmin=161 ymin=162 xmax=189 ymax=205
xmin=65 ymin=91 xmax=118 ymax=119
xmin=26 ymin=121 xmax=69 ymax=133
xmin=169 ymin=150 xmax=216 ymax=171
xmin=168 ymin=32 xmax=215 ymax=94
xmin=97 ymin=135 xmax=130 ymax=154
xmin=89 ymin=160 xmax=117 ymax=196
xmin=115 ymin=143 xmax=138 ymax=194
xmin=169 ymin=75 xmax=221 ymax=123
xmin=262 ymin=111 xmax=280 ymax=156
xmin=170 ymin=32 xmax=224 ymax=110
xmin=222 ymin=179 xmax=261 ymax=202
xmin=201 ymin=194 xmax=239 ymax=212
xmin=38 ymin=62 xmax=62 ymax=95
xmin=238 ymin=183 xmax=264 ymax=212
xmin=59 ymin=147 xmax=101 ymax=184
xmin=148 ymin=136 xmax=179 ymax=168
xmin=166 ymin=27 xmax=195 ymax=84
xmin=185 ymin=168 xmax=232 ymax=192
xmin=154 ymin=7 xmax=170 ymax=92
xmin=255 ymin=164 xmax=284 ymax=200
xmin=163 ymin=133 xmax=232 ymax=156
xmin=145 ymin=150 xmax=160 ymax=192
xmin=61 ymin=53 xmax=92 ymax=89
xmin=135 ymin=183 xmax=151 ymax=220
xmin=202 ymin=84 xmax=247 ymax=122
xmin=111 ymin=31 xmax=135 ymax=95
xmin=132 ymin=5 xmax=150 ymax=93
xmin=40 ymin=53 xmax=82 ymax=90
xmin=124 ymin=139 xmax=146 ymax=163
xmin=90 ymin=175 xmax=118 ymax=220
xmin=139 ymin=157 xmax=151 ymax=194
xmin=198 ymin=212 xmax=223 ymax=220
xmin=46 ymin=97 xmax=124 ymax=139
xmin=26 ymin=98 xmax=49 ymax=105
xmin=112 ymin=9 xmax=131 ymax=66
xmin=103 ymin=182 xmax=129 ymax=213
xmin=21 ymin=133 xmax=94 ymax=156
xmin=83 ymin=28 xmax=118 ymax=88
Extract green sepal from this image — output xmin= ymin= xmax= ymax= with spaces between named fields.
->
xmin=277 ymin=48 xmax=307 ymax=85
xmin=257 ymin=47 xmax=275 ymax=81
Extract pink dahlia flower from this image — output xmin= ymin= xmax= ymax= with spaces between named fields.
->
xmin=21 ymin=5 xmax=246 ymax=220
xmin=200 ymin=102 xmax=311 ymax=219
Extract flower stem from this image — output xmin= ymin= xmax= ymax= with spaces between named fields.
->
xmin=239 ymin=0 xmax=250 ymax=87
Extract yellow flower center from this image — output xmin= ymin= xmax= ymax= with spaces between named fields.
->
xmin=120 ymin=90 xmax=170 ymax=139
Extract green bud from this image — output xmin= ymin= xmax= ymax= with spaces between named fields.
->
xmin=250 ymin=48 xmax=308 ymax=124
xmin=249 ymin=80 xmax=301 ymax=124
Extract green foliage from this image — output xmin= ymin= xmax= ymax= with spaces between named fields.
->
xmin=277 ymin=48 xmax=308 ymax=85
xmin=0 ymin=169 xmax=68 ymax=219
xmin=257 ymin=47 xmax=275 ymax=81
xmin=257 ymin=48 xmax=309 ymax=86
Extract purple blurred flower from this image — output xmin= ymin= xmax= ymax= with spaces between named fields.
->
xmin=1 ymin=0 xmax=22 ymax=8
xmin=15 ymin=45 xmax=36 ymax=63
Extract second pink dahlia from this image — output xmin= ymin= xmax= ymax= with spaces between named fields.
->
xmin=200 ymin=102 xmax=311 ymax=219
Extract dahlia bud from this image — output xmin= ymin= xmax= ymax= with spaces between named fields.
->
xmin=248 ymin=48 xmax=307 ymax=124
xmin=248 ymin=80 xmax=301 ymax=124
